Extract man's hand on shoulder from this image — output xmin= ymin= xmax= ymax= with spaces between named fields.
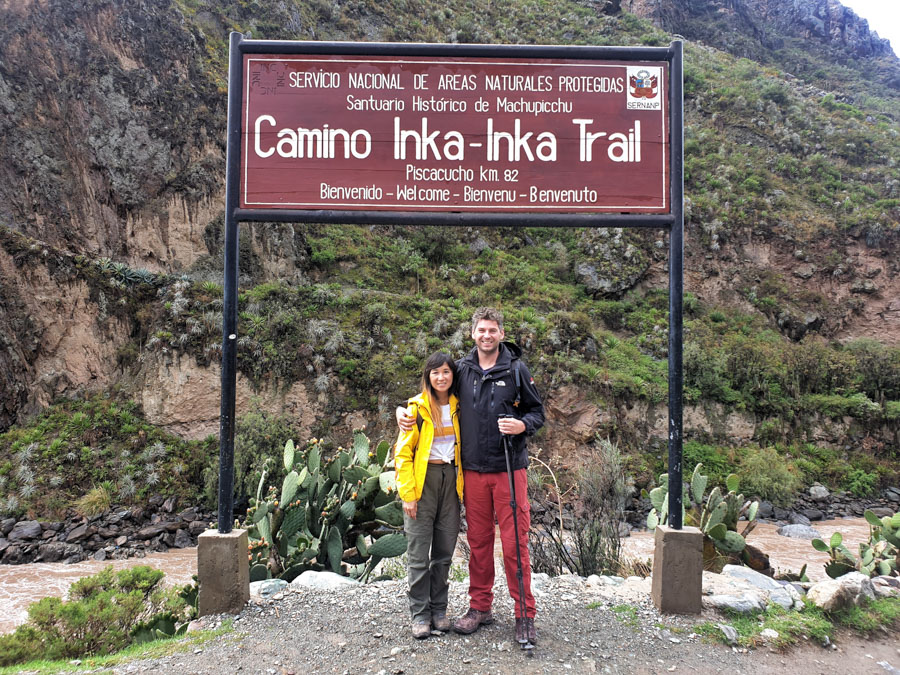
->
xmin=397 ymin=406 xmax=414 ymax=432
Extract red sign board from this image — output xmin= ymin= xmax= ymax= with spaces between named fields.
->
xmin=241 ymin=55 xmax=669 ymax=213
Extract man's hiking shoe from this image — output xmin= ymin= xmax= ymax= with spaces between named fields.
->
xmin=515 ymin=617 xmax=537 ymax=644
xmin=452 ymin=608 xmax=493 ymax=634
xmin=412 ymin=621 xmax=431 ymax=639
xmin=432 ymin=612 xmax=451 ymax=632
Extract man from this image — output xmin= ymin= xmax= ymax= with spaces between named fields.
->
xmin=398 ymin=307 xmax=544 ymax=644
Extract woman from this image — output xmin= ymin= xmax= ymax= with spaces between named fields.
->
xmin=394 ymin=352 xmax=463 ymax=639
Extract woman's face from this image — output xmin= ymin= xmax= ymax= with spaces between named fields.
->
xmin=429 ymin=363 xmax=454 ymax=395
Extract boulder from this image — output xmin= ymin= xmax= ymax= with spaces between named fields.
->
xmin=162 ymin=496 xmax=178 ymax=513
xmin=809 ymin=485 xmax=830 ymax=501
xmin=742 ymin=544 xmax=771 ymax=573
xmin=722 ymin=565 xmax=802 ymax=610
xmin=776 ymin=524 xmax=822 ymax=539
xmin=37 ymin=542 xmax=70 ymax=562
xmin=290 ymin=570 xmax=358 ymax=590
xmin=189 ymin=520 xmax=208 ymax=536
xmin=788 ymin=512 xmax=811 ymax=526
xmin=173 ymin=528 xmax=193 ymax=549
xmin=705 ymin=592 xmax=767 ymax=613
xmin=8 ymin=520 xmax=42 ymax=542
xmin=872 ymin=576 xmax=900 ymax=599
xmin=801 ymin=508 xmax=824 ymax=521
xmin=65 ymin=524 xmax=93 ymax=543
xmin=178 ymin=507 xmax=200 ymax=521
xmin=1 ymin=518 xmax=16 ymax=536
xmin=136 ymin=523 xmax=168 ymax=540
xmin=773 ymin=507 xmax=791 ymax=521
xmin=807 ymin=572 xmax=875 ymax=611
xmin=250 ymin=579 xmax=289 ymax=599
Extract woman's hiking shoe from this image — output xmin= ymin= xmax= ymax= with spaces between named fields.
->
xmin=452 ymin=608 xmax=493 ymax=634
xmin=432 ymin=612 xmax=451 ymax=632
xmin=411 ymin=621 xmax=431 ymax=639
xmin=515 ymin=617 xmax=537 ymax=644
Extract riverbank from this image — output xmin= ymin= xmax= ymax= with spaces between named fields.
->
xmin=0 ymin=516 xmax=882 ymax=635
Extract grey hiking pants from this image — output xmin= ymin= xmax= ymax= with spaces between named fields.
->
xmin=404 ymin=462 xmax=460 ymax=623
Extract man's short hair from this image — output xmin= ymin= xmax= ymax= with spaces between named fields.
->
xmin=471 ymin=307 xmax=504 ymax=332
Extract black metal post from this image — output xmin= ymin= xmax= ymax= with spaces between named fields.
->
xmin=217 ymin=31 xmax=244 ymax=533
xmin=667 ymin=40 xmax=685 ymax=530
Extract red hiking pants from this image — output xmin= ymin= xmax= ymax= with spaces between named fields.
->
xmin=462 ymin=468 xmax=536 ymax=618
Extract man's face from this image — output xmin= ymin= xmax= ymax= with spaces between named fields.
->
xmin=471 ymin=319 xmax=504 ymax=355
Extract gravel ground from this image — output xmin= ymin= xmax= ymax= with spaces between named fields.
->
xmin=106 ymin=571 xmax=900 ymax=675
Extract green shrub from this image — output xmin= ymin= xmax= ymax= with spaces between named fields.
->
xmin=682 ymin=441 xmax=731 ymax=486
xmin=845 ymin=469 xmax=878 ymax=497
xmin=738 ymin=446 xmax=802 ymax=505
xmin=805 ymin=392 xmax=881 ymax=419
xmin=0 ymin=566 xmax=193 ymax=667
xmin=886 ymin=401 xmax=900 ymax=421
xmin=202 ymin=408 xmax=301 ymax=506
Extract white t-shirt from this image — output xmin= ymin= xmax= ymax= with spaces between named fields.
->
xmin=429 ymin=404 xmax=455 ymax=463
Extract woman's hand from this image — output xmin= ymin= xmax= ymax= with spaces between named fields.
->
xmin=402 ymin=500 xmax=418 ymax=519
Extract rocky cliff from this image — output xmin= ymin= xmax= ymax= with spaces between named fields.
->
xmin=627 ymin=0 xmax=895 ymax=60
xmin=0 ymin=0 xmax=897 ymax=478
xmin=0 ymin=0 xmax=223 ymax=269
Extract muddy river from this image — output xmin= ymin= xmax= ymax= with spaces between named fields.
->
xmin=0 ymin=518 xmax=872 ymax=634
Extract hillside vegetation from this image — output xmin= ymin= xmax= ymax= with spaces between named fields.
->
xmin=0 ymin=0 xmax=898 ymax=518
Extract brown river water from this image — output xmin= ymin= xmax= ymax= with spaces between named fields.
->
xmin=0 ymin=518 xmax=872 ymax=634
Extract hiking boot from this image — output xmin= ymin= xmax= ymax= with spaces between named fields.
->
xmin=452 ymin=608 xmax=493 ymax=634
xmin=432 ymin=612 xmax=451 ymax=632
xmin=515 ymin=617 xmax=537 ymax=644
xmin=412 ymin=621 xmax=431 ymax=639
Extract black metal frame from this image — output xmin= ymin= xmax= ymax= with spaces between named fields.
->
xmin=219 ymin=33 xmax=685 ymax=531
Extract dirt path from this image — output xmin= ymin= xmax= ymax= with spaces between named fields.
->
xmin=107 ymin=573 xmax=900 ymax=675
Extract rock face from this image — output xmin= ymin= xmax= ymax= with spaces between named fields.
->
xmin=138 ymin=353 xmax=318 ymax=440
xmin=625 ymin=0 xmax=895 ymax=59
xmin=0 ymin=241 xmax=132 ymax=429
xmin=0 ymin=0 xmax=224 ymax=265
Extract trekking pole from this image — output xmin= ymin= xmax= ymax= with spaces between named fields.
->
xmin=500 ymin=417 xmax=535 ymax=655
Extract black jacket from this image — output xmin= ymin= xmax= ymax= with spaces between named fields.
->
xmin=456 ymin=342 xmax=545 ymax=473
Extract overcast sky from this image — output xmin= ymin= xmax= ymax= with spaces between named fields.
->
xmin=840 ymin=0 xmax=899 ymax=57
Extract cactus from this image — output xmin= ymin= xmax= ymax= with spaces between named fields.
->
xmin=644 ymin=463 xmax=759 ymax=570
xmin=812 ymin=509 xmax=899 ymax=578
xmin=243 ymin=433 xmax=407 ymax=582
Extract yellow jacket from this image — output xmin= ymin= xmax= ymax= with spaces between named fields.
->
xmin=394 ymin=392 xmax=463 ymax=503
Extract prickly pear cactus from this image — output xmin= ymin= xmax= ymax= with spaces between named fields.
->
xmin=643 ymin=463 xmax=760 ymax=570
xmin=243 ymin=433 xmax=407 ymax=582
xmin=813 ymin=509 xmax=900 ymax=579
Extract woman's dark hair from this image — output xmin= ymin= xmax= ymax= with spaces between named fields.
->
xmin=421 ymin=352 xmax=457 ymax=425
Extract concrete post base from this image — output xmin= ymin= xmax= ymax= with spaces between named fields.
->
xmin=198 ymin=528 xmax=250 ymax=617
xmin=650 ymin=524 xmax=703 ymax=614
